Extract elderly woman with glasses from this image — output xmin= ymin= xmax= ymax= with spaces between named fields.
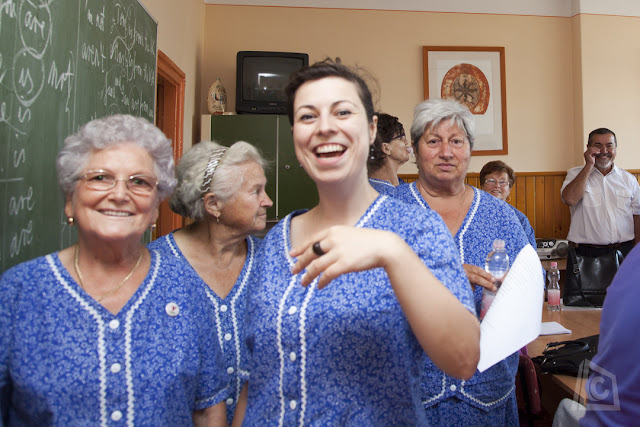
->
xmin=148 ymin=139 xmax=272 ymax=425
xmin=394 ymin=99 xmax=532 ymax=426
xmin=367 ymin=112 xmax=412 ymax=195
xmin=480 ymin=160 xmax=536 ymax=248
xmin=0 ymin=115 xmax=228 ymax=426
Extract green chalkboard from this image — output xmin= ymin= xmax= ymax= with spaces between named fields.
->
xmin=0 ymin=0 xmax=157 ymax=272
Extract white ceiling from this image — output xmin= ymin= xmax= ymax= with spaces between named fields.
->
xmin=202 ymin=0 xmax=640 ymax=18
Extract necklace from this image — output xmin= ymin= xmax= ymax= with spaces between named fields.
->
xmin=74 ymin=245 xmax=143 ymax=302
xmin=454 ymin=185 xmax=468 ymax=227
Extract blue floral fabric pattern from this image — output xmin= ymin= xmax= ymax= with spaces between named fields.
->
xmin=368 ymin=178 xmax=397 ymax=196
xmin=0 ymin=250 xmax=227 ymax=426
xmin=147 ymin=232 xmax=260 ymax=425
xmin=509 ymin=204 xmax=536 ymax=249
xmin=395 ymin=182 xmax=532 ymax=426
xmin=239 ymin=195 xmax=474 ymax=426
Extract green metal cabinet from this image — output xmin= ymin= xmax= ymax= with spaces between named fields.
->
xmin=206 ymin=114 xmax=318 ymax=221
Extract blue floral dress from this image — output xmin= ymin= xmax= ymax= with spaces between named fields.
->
xmin=239 ymin=195 xmax=475 ymax=426
xmin=147 ymin=232 xmax=260 ymax=425
xmin=0 ymin=250 xmax=227 ymax=425
xmin=395 ymin=182 xmax=531 ymax=427
xmin=368 ymin=178 xmax=397 ymax=195
xmin=509 ymin=204 xmax=537 ymax=249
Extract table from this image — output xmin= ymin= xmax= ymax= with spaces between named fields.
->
xmin=527 ymin=303 xmax=601 ymax=412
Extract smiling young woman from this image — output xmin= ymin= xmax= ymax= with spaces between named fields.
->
xmin=231 ymin=60 xmax=480 ymax=426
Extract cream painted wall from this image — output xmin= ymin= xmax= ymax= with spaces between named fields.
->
xmin=139 ymin=0 xmax=205 ymax=149
xmin=202 ymin=5 xmax=574 ymax=173
xmin=574 ymin=14 xmax=640 ymax=170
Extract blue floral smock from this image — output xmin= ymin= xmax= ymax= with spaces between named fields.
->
xmin=239 ymin=195 xmax=474 ymax=426
xmin=147 ymin=232 xmax=260 ymax=425
xmin=368 ymin=178 xmax=397 ymax=196
xmin=395 ymin=182 xmax=532 ymax=427
xmin=0 ymin=250 xmax=227 ymax=426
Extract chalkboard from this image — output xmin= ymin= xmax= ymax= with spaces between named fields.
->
xmin=1 ymin=0 xmax=157 ymax=272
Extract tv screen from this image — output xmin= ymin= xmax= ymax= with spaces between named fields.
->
xmin=236 ymin=51 xmax=309 ymax=114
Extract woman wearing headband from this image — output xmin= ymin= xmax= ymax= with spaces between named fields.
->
xmin=148 ymin=140 xmax=272 ymax=425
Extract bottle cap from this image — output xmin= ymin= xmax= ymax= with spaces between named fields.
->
xmin=492 ymin=239 xmax=506 ymax=249
xmin=551 ymin=261 xmax=558 ymax=268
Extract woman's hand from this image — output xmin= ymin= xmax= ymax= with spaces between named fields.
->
xmin=463 ymin=264 xmax=498 ymax=292
xmin=290 ymin=226 xmax=400 ymax=289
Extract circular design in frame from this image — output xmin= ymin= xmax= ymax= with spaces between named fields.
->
xmin=441 ymin=63 xmax=490 ymax=114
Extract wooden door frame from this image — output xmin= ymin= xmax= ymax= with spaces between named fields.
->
xmin=155 ymin=50 xmax=186 ymax=237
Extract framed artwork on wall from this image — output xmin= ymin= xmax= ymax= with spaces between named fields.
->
xmin=423 ymin=46 xmax=508 ymax=156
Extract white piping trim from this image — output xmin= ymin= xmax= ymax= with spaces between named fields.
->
xmin=457 ymin=187 xmax=481 ymax=263
xmin=230 ymin=236 xmax=256 ymax=406
xmin=47 ymin=255 xmax=109 ymax=427
xmin=297 ymin=277 xmax=318 ymax=426
xmin=369 ymin=178 xmax=394 ymax=188
xmin=460 ymin=382 xmax=515 ymax=408
xmin=276 ymin=274 xmax=298 ymax=427
xmin=356 ymin=195 xmax=386 ymax=227
xmin=165 ymin=234 xmax=181 ymax=258
xmin=205 ymin=290 xmax=224 ymax=352
xmin=123 ymin=252 xmax=160 ymax=427
xmin=422 ymin=373 xmax=447 ymax=405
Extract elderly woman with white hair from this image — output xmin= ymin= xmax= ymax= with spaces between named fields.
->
xmin=147 ymin=140 xmax=272 ymax=425
xmin=394 ymin=99 xmax=531 ymax=426
xmin=0 ymin=115 xmax=228 ymax=425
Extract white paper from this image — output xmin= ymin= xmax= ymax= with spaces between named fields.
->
xmin=540 ymin=321 xmax=572 ymax=335
xmin=477 ymin=244 xmax=544 ymax=372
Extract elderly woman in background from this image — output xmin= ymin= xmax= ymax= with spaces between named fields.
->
xmin=148 ymin=139 xmax=272 ymax=425
xmin=232 ymin=60 xmax=479 ymax=426
xmin=394 ymin=99 xmax=530 ymax=426
xmin=0 ymin=115 xmax=227 ymax=426
xmin=367 ymin=112 xmax=411 ymax=195
xmin=480 ymin=160 xmax=536 ymax=248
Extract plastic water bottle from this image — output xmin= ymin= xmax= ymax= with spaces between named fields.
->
xmin=547 ymin=261 xmax=561 ymax=311
xmin=480 ymin=239 xmax=510 ymax=319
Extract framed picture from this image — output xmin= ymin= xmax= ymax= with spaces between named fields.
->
xmin=423 ymin=46 xmax=508 ymax=156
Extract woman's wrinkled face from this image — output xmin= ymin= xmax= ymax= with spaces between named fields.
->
xmin=291 ymin=76 xmax=376 ymax=186
xmin=416 ymin=119 xmax=471 ymax=187
xmin=217 ymin=161 xmax=273 ymax=235
xmin=482 ymin=171 xmax=512 ymax=201
xmin=65 ymin=143 xmax=160 ymax=244
xmin=385 ymin=133 xmax=411 ymax=165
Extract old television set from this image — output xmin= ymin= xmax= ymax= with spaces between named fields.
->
xmin=235 ymin=51 xmax=309 ymax=114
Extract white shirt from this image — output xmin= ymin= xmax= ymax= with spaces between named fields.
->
xmin=561 ymin=164 xmax=640 ymax=244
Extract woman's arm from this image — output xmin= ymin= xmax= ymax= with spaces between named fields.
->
xmin=193 ymin=401 xmax=227 ymax=427
xmin=290 ymin=226 xmax=480 ymax=380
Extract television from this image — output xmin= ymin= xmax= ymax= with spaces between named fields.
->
xmin=236 ymin=51 xmax=309 ymax=115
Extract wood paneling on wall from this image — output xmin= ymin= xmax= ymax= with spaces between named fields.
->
xmin=399 ymin=170 xmax=640 ymax=240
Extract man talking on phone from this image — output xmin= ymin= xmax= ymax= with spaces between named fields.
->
xmin=561 ymin=128 xmax=640 ymax=260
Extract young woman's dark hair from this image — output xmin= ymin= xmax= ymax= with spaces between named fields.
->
xmin=368 ymin=113 xmax=405 ymax=172
xmin=285 ymin=58 xmax=375 ymax=125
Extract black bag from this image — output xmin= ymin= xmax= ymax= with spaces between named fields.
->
xmin=563 ymin=247 xmax=622 ymax=307
xmin=532 ymin=335 xmax=599 ymax=377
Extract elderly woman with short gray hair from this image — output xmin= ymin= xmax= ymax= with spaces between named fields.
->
xmin=148 ymin=139 xmax=272 ymax=425
xmin=394 ymin=98 xmax=531 ymax=426
xmin=0 ymin=114 xmax=228 ymax=425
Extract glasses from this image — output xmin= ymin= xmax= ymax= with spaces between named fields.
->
xmin=80 ymin=170 xmax=158 ymax=195
xmin=390 ymin=133 xmax=407 ymax=143
xmin=484 ymin=179 xmax=510 ymax=188
xmin=422 ymin=136 xmax=466 ymax=149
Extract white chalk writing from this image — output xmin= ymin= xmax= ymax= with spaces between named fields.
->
xmin=8 ymin=186 xmax=34 ymax=215
xmin=9 ymin=220 xmax=33 ymax=258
